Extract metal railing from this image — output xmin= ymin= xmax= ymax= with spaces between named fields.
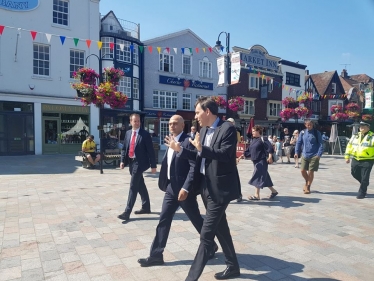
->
xmin=100 ymin=16 xmax=140 ymax=40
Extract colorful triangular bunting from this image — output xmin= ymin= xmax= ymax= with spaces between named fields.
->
xmin=148 ymin=46 xmax=153 ymax=53
xmin=157 ymin=47 xmax=161 ymax=54
xmin=109 ymin=42 xmax=114 ymax=50
xmin=86 ymin=39 xmax=91 ymax=48
xmin=45 ymin=33 xmax=52 ymax=43
xmin=60 ymin=36 xmax=66 ymax=45
xmin=173 ymin=48 xmax=177 ymax=54
xmin=73 ymin=38 xmax=79 ymax=47
xmin=139 ymin=45 xmax=144 ymax=53
xmin=0 ymin=25 xmax=4 ymax=35
xmin=30 ymin=31 xmax=37 ymax=40
xmin=97 ymin=41 xmax=102 ymax=50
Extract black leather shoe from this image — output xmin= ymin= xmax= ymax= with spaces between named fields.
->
xmin=208 ymin=244 xmax=219 ymax=259
xmin=117 ymin=212 xmax=130 ymax=221
xmin=138 ymin=256 xmax=164 ymax=267
xmin=236 ymin=195 xmax=242 ymax=202
xmin=356 ymin=193 xmax=366 ymax=199
xmin=134 ymin=209 xmax=151 ymax=215
xmin=214 ymin=266 xmax=240 ymax=280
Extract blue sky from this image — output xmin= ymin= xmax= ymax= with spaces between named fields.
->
xmin=100 ymin=0 xmax=374 ymax=78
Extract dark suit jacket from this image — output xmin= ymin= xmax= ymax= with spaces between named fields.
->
xmin=179 ymin=119 xmax=240 ymax=204
xmin=158 ymin=133 xmax=195 ymax=194
xmin=121 ymin=128 xmax=157 ymax=173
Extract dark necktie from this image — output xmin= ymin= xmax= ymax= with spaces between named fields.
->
xmin=129 ymin=131 xmax=136 ymax=158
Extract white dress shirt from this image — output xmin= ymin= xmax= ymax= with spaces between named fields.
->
xmin=167 ymin=132 xmax=182 ymax=180
xmin=200 ymin=118 xmax=220 ymax=175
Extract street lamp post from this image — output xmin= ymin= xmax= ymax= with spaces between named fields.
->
xmin=214 ymin=32 xmax=231 ymax=85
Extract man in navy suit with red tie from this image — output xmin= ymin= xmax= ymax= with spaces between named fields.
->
xmin=137 ymin=115 xmax=218 ymax=267
xmin=118 ymin=113 xmax=157 ymax=221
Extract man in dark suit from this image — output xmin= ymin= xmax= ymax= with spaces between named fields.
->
xmin=188 ymin=125 xmax=197 ymax=140
xmin=118 ymin=113 xmax=157 ymax=221
xmin=137 ymin=115 xmax=218 ymax=267
xmin=165 ymin=97 xmax=241 ymax=281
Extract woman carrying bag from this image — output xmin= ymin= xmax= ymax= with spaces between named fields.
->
xmin=244 ymin=125 xmax=279 ymax=200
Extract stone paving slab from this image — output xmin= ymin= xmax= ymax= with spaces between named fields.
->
xmin=1 ymin=154 xmax=374 ymax=280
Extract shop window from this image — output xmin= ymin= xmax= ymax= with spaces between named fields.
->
xmin=60 ymin=114 xmax=89 ymax=144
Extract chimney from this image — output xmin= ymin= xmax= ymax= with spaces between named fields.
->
xmin=341 ymin=69 xmax=348 ymax=78
xmin=305 ymin=70 xmax=309 ymax=75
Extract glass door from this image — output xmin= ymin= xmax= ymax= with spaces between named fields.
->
xmin=43 ymin=118 xmax=60 ymax=154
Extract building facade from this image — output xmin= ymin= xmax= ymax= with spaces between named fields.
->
xmin=0 ymin=0 xmax=100 ymax=155
xmin=143 ymin=29 xmax=226 ymax=150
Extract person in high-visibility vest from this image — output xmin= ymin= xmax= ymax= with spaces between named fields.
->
xmin=345 ymin=121 xmax=374 ymax=199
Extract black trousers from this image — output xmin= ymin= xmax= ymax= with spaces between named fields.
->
xmin=186 ymin=177 xmax=239 ymax=281
xmin=351 ymin=158 xmax=374 ymax=195
xmin=124 ymin=159 xmax=150 ymax=214
xmin=150 ymin=183 xmax=204 ymax=258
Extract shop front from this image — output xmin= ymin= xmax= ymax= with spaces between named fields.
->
xmin=143 ymin=110 xmax=174 ymax=149
xmin=0 ymin=101 xmax=35 ymax=156
xmin=42 ymin=104 xmax=90 ymax=154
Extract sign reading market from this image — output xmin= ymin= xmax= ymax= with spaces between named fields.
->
xmin=239 ymin=45 xmax=279 ymax=72
xmin=0 ymin=0 xmax=39 ymax=11
xmin=159 ymin=75 xmax=213 ymax=91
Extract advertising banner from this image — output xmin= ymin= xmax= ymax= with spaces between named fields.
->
xmin=230 ymin=52 xmax=241 ymax=84
xmin=217 ymin=56 xmax=225 ymax=87
xmin=365 ymin=91 xmax=372 ymax=109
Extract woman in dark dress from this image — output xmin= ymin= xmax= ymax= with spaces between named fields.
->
xmin=244 ymin=125 xmax=278 ymax=200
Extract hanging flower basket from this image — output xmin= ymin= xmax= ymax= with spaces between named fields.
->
xmin=96 ymin=82 xmax=128 ymax=109
xmin=73 ymin=67 xmax=99 ymax=85
xmin=331 ymin=112 xmax=348 ymax=122
xmin=330 ymin=104 xmax=343 ymax=114
xmin=346 ymin=111 xmax=360 ymax=119
xmin=280 ymin=108 xmax=295 ymax=121
xmin=282 ymin=97 xmax=297 ymax=107
xmin=211 ymin=96 xmax=227 ymax=109
xmin=104 ymin=67 xmax=124 ymax=85
xmin=228 ymin=96 xmax=244 ymax=112
xmin=71 ymin=82 xmax=96 ymax=98
xmin=294 ymin=106 xmax=312 ymax=118
xmin=345 ymin=102 xmax=360 ymax=112
xmin=297 ymin=93 xmax=312 ymax=104
xmin=362 ymin=114 xmax=373 ymax=121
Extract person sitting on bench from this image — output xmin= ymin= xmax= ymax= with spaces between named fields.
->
xmin=82 ymin=135 xmax=100 ymax=168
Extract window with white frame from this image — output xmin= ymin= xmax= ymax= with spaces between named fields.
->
xmin=182 ymin=93 xmax=191 ymax=110
xmin=311 ymin=101 xmax=321 ymax=113
xmin=53 ymin=0 xmax=69 ymax=26
xmin=116 ymin=39 xmax=131 ymax=63
xmin=153 ymin=90 xmax=177 ymax=109
xmin=199 ymin=57 xmax=212 ymax=78
xmin=249 ymin=74 xmax=259 ymax=90
xmin=328 ymin=100 xmax=344 ymax=116
xmin=33 ymin=43 xmax=50 ymax=76
xmin=133 ymin=78 xmax=139 ymax=99
xmin=331 ymin=82 xmax=336 ymax=93
xmin=268 ymin=101 xmax=281 ymax=117
xmin=159 ymin=51 xmax=174 ymax=72
xmin=182 ymin=51 xmax=192 ymax=75
xmin=133 ymin=43 xmax=139 ymax=65
xmin=241 ymin=99 xmax=255 ymax=115
xmin=101 ymin=37 xmax=114 ymax=59
xmin=160 ymin=118 xmax=169 ymax=146
xmin=69 ymin=49 xmax=84 ymax=78
xmin=118 ymin=77 xmax=131 ymax=98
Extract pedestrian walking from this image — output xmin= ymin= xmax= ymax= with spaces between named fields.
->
xmin=281 ymin=128 xmax=292 ymax=163
xmin=290 ymin=130 xmax=300 ymax=168
xmin=345 ymin=121 xmax=374 ymax=199
xmin=118 ymin=113 xmax=157 ymax=221
xmin=294 ymin=119 xmax=323 ymax=194
xmin=244 ymin=125 xmax=278 ymax=200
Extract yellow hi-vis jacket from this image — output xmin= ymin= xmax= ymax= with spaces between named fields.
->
xmin=345 ymin=131 xmax=374 ymax=160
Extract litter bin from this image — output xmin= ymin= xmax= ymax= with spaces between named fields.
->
xmin=153 ymin=143 xmax=160 ymax=164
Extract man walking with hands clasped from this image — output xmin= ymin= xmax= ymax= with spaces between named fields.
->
xmin=118 ymin=113 xmax=157 ymax=221
xmin=165 ymin=97 xmax=240 ymax=281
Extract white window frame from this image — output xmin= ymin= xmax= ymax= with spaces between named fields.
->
xmin=267 ymin=101 xmax=282 ymax=117
xmin=249 ymin=74 xmax=259 ymax=90
xmin=331 ymin=82 xmax=336 ymax=94
xmin=133 ymin=78 xmax=139 ymax=99
xmin=159 ymin=51 xmax=174 ymax=72
xmin=101 ymin=37 xmax=114 ymax=59
xmin=116 ymin=39 xmax=131 ymax=63
xmin=153 ymin=90 xmax=177 ymax=109
xmin=53 ymin=0 xmax=69 ymax=26
xmin=69 ymin=49 xmax=85 ymax=78
xmin=199 ymin=57 xmax=212 ymax=78
xmin=133 ymin=43 xmax=139 ymax=65
xmin=118 ymin=77 xmax=131 ymax=98
xmin=33 ymin=43 xmax=50 ymax=77
xmin=182 ymin=50 xmax=192 ymax=75
xmin=328 ymin=100 xmax=344 ymax=116
xmin=240 ymin=98 xmax=256 ymax=116
xmin=182 ymin=93 xmax=191 ymax=110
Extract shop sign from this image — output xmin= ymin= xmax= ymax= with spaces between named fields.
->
xmin=240 ymin=47 xmax=278 ymax=71
xmin=0 ymin=0 xmax=39 ymax=11
xmin=42 ymin=104 xmax=90 ymax=114
xmin=365 ymin=91 xmax=373 ymax=109
xmin=159 ymin=75 xmax=213 ymax=91
xmin=144 ymin=110 xmax=174 ymax=118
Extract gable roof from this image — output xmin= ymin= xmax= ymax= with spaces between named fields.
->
xmin=101 ymin=11 xmax=123 ymax=31
xmin=309 ymin=71 xmax=336 ymax=95
xmin=339 ymin=77 xmax=356 ymax=92
xmin=349 ymin=74 xmax=373 ymax=84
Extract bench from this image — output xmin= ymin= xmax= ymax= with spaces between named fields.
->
xmin=75 ymin=149 xmax=121 ymax=168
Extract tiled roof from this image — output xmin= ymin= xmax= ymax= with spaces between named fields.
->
xmin=310 ymin=71 xmax=335 ymax=95
xmin=339 ymin=77 xmax=356 ymax=92
xmin=349 ymin=74 xmax=373 ymax=83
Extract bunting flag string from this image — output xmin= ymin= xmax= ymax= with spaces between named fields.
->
xmin=59 ymin=36 xmax=65 ymax=45
xmin=73 ymin=38 xmax=79 ymax=47
xmin=30 ymin=30 xmax=37 ymax=40
xmin=45 ymin=33 xmax=52 ymax=43
xmin=86 ymin=39 xmax=91 ymax=48
xmin=0 ymin=25 xmax=4 ymax=35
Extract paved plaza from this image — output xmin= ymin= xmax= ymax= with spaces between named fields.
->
xmin=1 ymin=154 xmax=374 ymax=281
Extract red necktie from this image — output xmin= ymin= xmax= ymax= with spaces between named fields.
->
xmin=129 ymin=131 xmax=136 ymax=158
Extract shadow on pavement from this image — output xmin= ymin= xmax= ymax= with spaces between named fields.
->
xmin=317 ymin=191 xmax=374 ymax=198
xmin=237 ymin=196 xmax=321 ymax=208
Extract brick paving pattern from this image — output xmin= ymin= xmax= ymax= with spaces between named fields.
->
xmin=1 ymin=154 xmax=373 ymax=280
